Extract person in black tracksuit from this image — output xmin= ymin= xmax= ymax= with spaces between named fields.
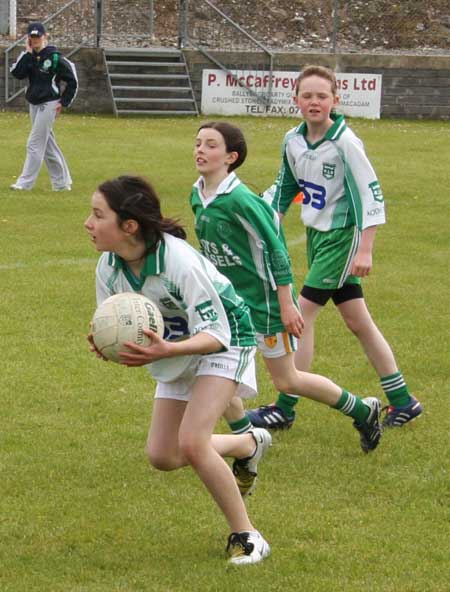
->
xmin=10 ymin=22 xmax=78 ymax=191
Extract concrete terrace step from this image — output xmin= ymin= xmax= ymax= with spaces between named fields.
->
xmin=111 ymin=86 xmax=193 ymax=92
xmin=105 ymin=47 xmax=198 ymax=117
xmin=104 ymin=47 xmax=182 ymax=58
xmin=107 ymin=61 xmax=185 ymax=67
xmin=109 ymin=73 xmax=189 ymax=80
xmin=115 ymin=97 xmax=196 ymax=103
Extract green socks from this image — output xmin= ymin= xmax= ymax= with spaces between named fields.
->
xmin=228 ymin=392 xmax=301 ymax=433
xmin=335 ymin=390 xmax=370 ymax=424
xmin=381 ymin=372 xmax=411 ymax=407
xmin=275 ymin=393 xmax=299 ymax=418
xmin=228 ymin=416 xmax=252 ymax=434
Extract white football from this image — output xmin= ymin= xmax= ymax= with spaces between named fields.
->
xmin=91 ymin=292 xmax=165 ymax=363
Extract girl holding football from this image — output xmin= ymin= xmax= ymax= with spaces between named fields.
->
xmin=85 ymin=175 xmax=271 ymax=565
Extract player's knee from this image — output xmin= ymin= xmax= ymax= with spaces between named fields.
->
xmin=178 ymin=433 xmax=205 ymax=467
xmin=342 ymin=314 xmax=355 ymax=332
xmin=146 ymin=444 xmax=177 ymax=472
xmin=343 ymin=316 xmax=367 ymax=337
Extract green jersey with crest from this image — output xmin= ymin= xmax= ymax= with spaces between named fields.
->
xmin=190 ymin=173 xmax=294 ymax=335
xmin=95 ymin=232 xmax=255 ymax=382
xmin=272 ymin=114 xmax=386 ymax=231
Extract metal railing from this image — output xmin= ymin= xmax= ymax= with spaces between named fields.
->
xmin=178 ymin=0 xmax=275 ymax=107
xmin=4 ymin=0 xmax=100 ymax=103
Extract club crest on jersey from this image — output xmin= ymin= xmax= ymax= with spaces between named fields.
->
xmin=369 ymin=180 xmax=384 ymax=202
xmin=195 ymin=300 xmax=219 ymax=322
xmin=264 ymin=335 xmax=278 ymax=348
xmin=322 ymin=163 xmax=336 ymax=180
xmin=217 ymin=221 xmax=232 ymax=238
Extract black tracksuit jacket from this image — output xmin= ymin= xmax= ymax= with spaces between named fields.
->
xmin=10 ymin=45 xmax=78 ymax=107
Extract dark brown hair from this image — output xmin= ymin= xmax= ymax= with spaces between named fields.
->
xmin=197 ymin=121 xmax=247 ymax=172
xmin=98 ymin=175 xmax=186 ymax=249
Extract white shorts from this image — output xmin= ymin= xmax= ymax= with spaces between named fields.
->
xmin=256 ymin=331 xmax=298 ymax=359
xmin=155 ymin=346 xmax=257 ymax=402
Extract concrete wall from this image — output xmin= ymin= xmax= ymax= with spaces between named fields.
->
xmin=1 ymin=46 xmax=449 ymax=119
xmin=184 ymin=50 xmax=450 ymax=120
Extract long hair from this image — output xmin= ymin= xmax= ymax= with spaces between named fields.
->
xmin=197 ymin=121 xmax=247 ymax=172
xmin=98 ymin=176 xmax=186 ymax=249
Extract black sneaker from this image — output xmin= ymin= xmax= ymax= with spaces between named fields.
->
xmin=226 ymin=531 xmax=270 ymax=565
xmin=382 ymin=396 xmax=423 ymax=427
xmin=353 ymin=397 xmax=382 ymax=453
xmin=246 ymin=404 xmax=295 ymax=430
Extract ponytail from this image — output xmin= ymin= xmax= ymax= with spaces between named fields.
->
xmin=98 ymin=176 xmax=186 ymax=247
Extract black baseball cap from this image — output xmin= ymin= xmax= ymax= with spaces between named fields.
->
xmin=27 ymin=22 xmax=46 ymax=37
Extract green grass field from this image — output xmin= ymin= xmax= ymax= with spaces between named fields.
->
xmin=0 ymin=111 xmax=449 ymax=591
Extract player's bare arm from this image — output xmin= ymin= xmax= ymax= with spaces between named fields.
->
xmin=351 ymin=225 xmax=377 ymax=277
xmin=119 ymin=330 xmax=223 ymax=366
xmin=277 ymin=284 xmax=304 ymax=338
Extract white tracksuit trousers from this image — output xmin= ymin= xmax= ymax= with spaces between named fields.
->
xmin=15 ymin=100 xmax=72 ymax=190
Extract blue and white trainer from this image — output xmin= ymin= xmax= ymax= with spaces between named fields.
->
xmin=227 ymin=531 xmax=270 ymax=565
xmin=246 ymin=404 xmax=295 ymax=430
xmin=382 ymin=396 xmax=423 ymax=427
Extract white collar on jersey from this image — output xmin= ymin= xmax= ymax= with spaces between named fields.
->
xmin=194 ymin=171 xmax=241 ymax=206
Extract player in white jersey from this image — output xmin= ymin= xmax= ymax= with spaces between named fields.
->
xmin=249 ymin=65 xmax=422 ymax=430
xmin=191 ymin=121 xmax=383 ymax=456
xmin=85 ymin=175 xmax=271 ymax=565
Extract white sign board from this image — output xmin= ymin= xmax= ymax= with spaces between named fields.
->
xmin=201 ymin=70 xmax=382 ymax=119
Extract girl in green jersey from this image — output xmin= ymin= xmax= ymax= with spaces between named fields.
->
xmin=190 ymin=121 xmax=383 ymax=464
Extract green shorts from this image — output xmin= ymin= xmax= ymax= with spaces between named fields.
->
xmin=304 ymin=226 xmax=361 ymax=290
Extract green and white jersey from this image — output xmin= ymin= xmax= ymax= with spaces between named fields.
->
xmin=272 ymin=114 xmax=386 ymax=232
xmin=190 ymin=173 xmax=294 ymax=335
xmin=95 ymin=232 xmax=256 ymax=382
